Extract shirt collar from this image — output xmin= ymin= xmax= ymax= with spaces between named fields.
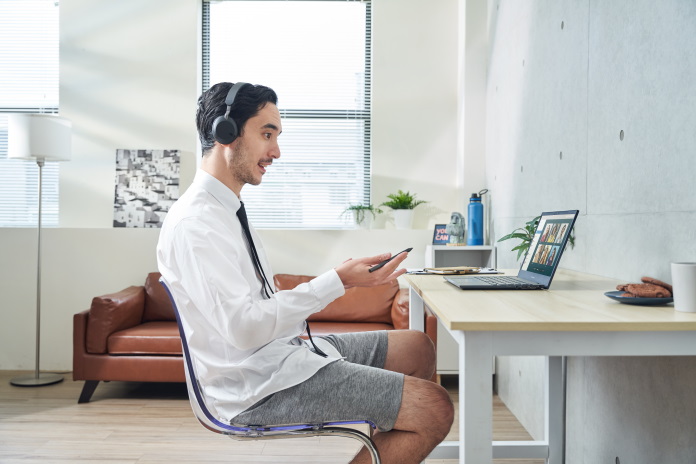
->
xmin=193 ymin=169 xmax=242 ymax=214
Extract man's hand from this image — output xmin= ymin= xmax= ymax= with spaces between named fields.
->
xmin=335 ymin=251 xmax=409 ymax=289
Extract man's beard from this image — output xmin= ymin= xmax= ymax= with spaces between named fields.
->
xmin=230 ymin=138 xmax=262 ymax=187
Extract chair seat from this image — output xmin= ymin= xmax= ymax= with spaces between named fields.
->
xmin=108 ymin=321 xmax=182 ymax=355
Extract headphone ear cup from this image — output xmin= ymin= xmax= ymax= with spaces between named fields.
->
xmin=212 ymin=115 xmax=238 ymax=145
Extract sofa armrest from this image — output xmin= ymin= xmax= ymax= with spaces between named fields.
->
xmin=391 ymin=288 xmax=438 ymax=346
xmin=390 ymin=288 xmax=410 ymax=330
xmin=424 ymin=306 xmax=438 ymax=351
xmin=85 ymin=286 xmax=146 ymax=354
xmin=73 ymin=309 xmax=89 ymax=380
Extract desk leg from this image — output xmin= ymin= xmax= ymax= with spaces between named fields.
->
xmin=454 ymin=331 xmax=493 ymax=464
xmin=546 ymin=356 xmax=564 ymax=464
xmin=408 ymin=286 xmax=425 ymax=332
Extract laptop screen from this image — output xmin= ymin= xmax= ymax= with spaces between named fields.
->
xmin=517 ymin=210 xmax=579 ymax=287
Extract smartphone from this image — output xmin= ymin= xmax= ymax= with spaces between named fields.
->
xmin=368 ymin=247 xmax=413 ymax=273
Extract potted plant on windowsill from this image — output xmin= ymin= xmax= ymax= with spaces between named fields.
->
xmin=341 ymin=204 xmax=383 ymax=229
xmin=381 ymin=190 xmax=428 ymax=229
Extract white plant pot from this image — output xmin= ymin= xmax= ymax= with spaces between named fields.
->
xmin=393 ymin=209 xmax=414 ymax=230
xmin=352 ymin=211 xmax=373 ymax=229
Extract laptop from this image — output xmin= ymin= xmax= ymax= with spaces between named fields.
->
xmin=445 ymin=210 xmax=579 ymax=290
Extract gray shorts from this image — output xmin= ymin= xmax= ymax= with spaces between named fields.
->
xmin=230 ymin=331 xmax=404 ymax=432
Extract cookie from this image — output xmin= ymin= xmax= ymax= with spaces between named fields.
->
xmin=641 ymin=276 xmax=673 ymax=293
xmin=625 ymin=283 xmax=672 ymax=298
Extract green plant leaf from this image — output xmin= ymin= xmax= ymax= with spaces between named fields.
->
xmin=340 ymin=204 xmax=383 ymax=224
xmin=517 ymin=247 xmax=528 ymax=260
xmin=380 ymin=190 xmax=428 ymax=210
xmin=497 ymin=229 xmax=526 ymax=242
xmin=501 ymin=214 xmax=577 ymax=261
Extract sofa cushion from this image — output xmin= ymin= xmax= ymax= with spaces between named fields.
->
xmin=274 ymin=274 xmax=397 ymax=324
xmin=87 ymin=286 xmax=145 ymax=354
xmin=108 ymin=321 xmax=182 ymax=355
xmin=306 ymin=321 xmax=394 ymax=338
xmin=143 ymin=272 xmax=175 ymax=322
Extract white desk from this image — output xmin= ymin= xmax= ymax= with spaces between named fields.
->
xmin=405 ymin=269 xmax=696 ymax=463
xmin=424 ymin=245 xmax=497 ymax=374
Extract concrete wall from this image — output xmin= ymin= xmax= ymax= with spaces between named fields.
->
xmin=0 ymin=0 xmax=472 ymax=370
xmin=487 ymin=0 xmax=696 ymax=461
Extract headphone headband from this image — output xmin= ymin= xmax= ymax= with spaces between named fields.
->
xmin=225 ymin=82 xmax=249 ymax=106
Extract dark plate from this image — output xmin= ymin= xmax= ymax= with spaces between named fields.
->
xmin=604 ymin=291 xmax=673 ymax=306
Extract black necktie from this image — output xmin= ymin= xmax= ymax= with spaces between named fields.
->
xmin=236 ymin=202 xmax=327 ymax=357
xmin=236 ymin=202 xmax=273 ymax=298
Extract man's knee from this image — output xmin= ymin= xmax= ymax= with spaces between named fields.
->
xmin=397 ymin=378 xmax=454 ymax=440
xmin=405 ymin=330 xmax=436 ymax=377
xmin=418 ymin=330 xmax=436 ymax=363
xmin=429 ymin=383 xmax=454 ymax=438
xmin=412 ymin=382 xmax=453 ymax=441
xmin=385 ymin=330 xmax=436 ymax=379
xmin=415 ymin=330 xmax=436 ymax=379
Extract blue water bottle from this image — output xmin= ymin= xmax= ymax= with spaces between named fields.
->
xmin=466 ymin=189 xmax=487 ymax=246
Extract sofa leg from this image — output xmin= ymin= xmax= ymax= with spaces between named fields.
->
xmin=78 ymin=380 xmax=99 ymax=403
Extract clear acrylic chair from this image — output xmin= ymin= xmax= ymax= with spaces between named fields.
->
xmin=160 ymin=278 xmax=381 ymax=464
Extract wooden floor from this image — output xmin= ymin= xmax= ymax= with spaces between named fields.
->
xmin=0 ymin=371 xmax=543 ymax=463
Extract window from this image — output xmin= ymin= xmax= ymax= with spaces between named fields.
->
xmin=204 ymin=0 xmax=371 ymax=229
xmin=0 ymin=0 xmax=60 ymax=227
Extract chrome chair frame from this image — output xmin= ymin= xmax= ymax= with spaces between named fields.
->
xmin=160 ymin=278 xmax=381 ymax=464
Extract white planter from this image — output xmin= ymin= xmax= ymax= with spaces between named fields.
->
xmin=392 ymin=209 xmax=414 ymax=229
xmin=352 ymin=211 xmax=373 ymax=229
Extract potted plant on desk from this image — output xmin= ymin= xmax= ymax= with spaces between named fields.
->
xmin=381 ymin=190 xmax=428 ymax=229
xmin=498 ymin=216 xmax=576 ymax=260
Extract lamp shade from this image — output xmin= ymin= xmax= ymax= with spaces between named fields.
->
xmin=8 ymin=114 xmax=72 ymax=162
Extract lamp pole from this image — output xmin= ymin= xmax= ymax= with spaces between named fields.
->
xmin=10 ymin=158 xmax=63 ymax=387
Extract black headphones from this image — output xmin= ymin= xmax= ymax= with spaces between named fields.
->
xmin=212 ymin=82 xmax=250 ymax=145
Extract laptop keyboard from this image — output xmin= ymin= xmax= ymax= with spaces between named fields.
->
xmin=474 ymin=276 xmax=539 ymax=287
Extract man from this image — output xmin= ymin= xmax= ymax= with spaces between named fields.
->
xmin=157 ymin=82 xmax=453 ymax=463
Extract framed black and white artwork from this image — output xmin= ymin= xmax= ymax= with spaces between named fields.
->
xmin=113 ymin=149 xmax=180 ymax=228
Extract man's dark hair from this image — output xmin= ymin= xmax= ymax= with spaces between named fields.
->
xmin=196 ymin=82 xmax=278 ymax=154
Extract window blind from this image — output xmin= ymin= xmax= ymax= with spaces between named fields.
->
xmin=204 ymin=0 xmax=371 ymax=229
xmin=0 ymin=0 xmax=60 ymax=227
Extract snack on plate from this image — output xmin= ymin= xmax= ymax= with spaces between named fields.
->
xmin=641 ymin=276 xmax=673 ymax=293
xmin=615 ymin=276 xmax=673 ymax=298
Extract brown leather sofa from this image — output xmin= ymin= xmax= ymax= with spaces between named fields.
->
xmin=73 ymin=272 xmax=437 ymax=403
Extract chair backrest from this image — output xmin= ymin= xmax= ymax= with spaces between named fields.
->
xmin=159 ymin=277 xmax=375 ymax=436
xmin=160 ymin=278 xmax=248 ymax=435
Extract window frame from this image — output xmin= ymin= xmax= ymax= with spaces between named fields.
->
xmin=0 ymin=0 xmax=60 ymax=228
xmin=201 ymin=0 xmax=373 ymax=230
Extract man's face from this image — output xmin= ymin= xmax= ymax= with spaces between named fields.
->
xmin=229 ymin=103 xmax=282 ymax=188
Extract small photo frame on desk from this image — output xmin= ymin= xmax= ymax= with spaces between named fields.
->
xmin=432 ymin=224 xmax=449 ymax=245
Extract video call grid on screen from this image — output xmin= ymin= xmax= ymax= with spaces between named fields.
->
xmin=521 ymin=213 xmax=576 ymax=276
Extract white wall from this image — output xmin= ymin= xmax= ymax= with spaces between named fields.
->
xmin=59 ymin=0 xmax=200 ymax=228
xmin=0 ymin=0 xmax=474 ymax=370
xmin=372 ymin=0 xmax=462 ymax=226
xmin=487 ymin=0 xmax=696 ymax=460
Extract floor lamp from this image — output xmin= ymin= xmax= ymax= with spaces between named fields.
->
xmin=8 ymin=113 xmax=72 ymax=387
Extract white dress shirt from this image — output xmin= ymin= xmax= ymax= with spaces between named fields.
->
xmin=157 ymin=170 xmax=345 ymax=421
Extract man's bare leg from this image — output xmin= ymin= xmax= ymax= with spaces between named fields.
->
xmin=383 ymin=330 xmax=437 ymax=380
xmin=350 ymin=330 xmax=454 ymax=463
